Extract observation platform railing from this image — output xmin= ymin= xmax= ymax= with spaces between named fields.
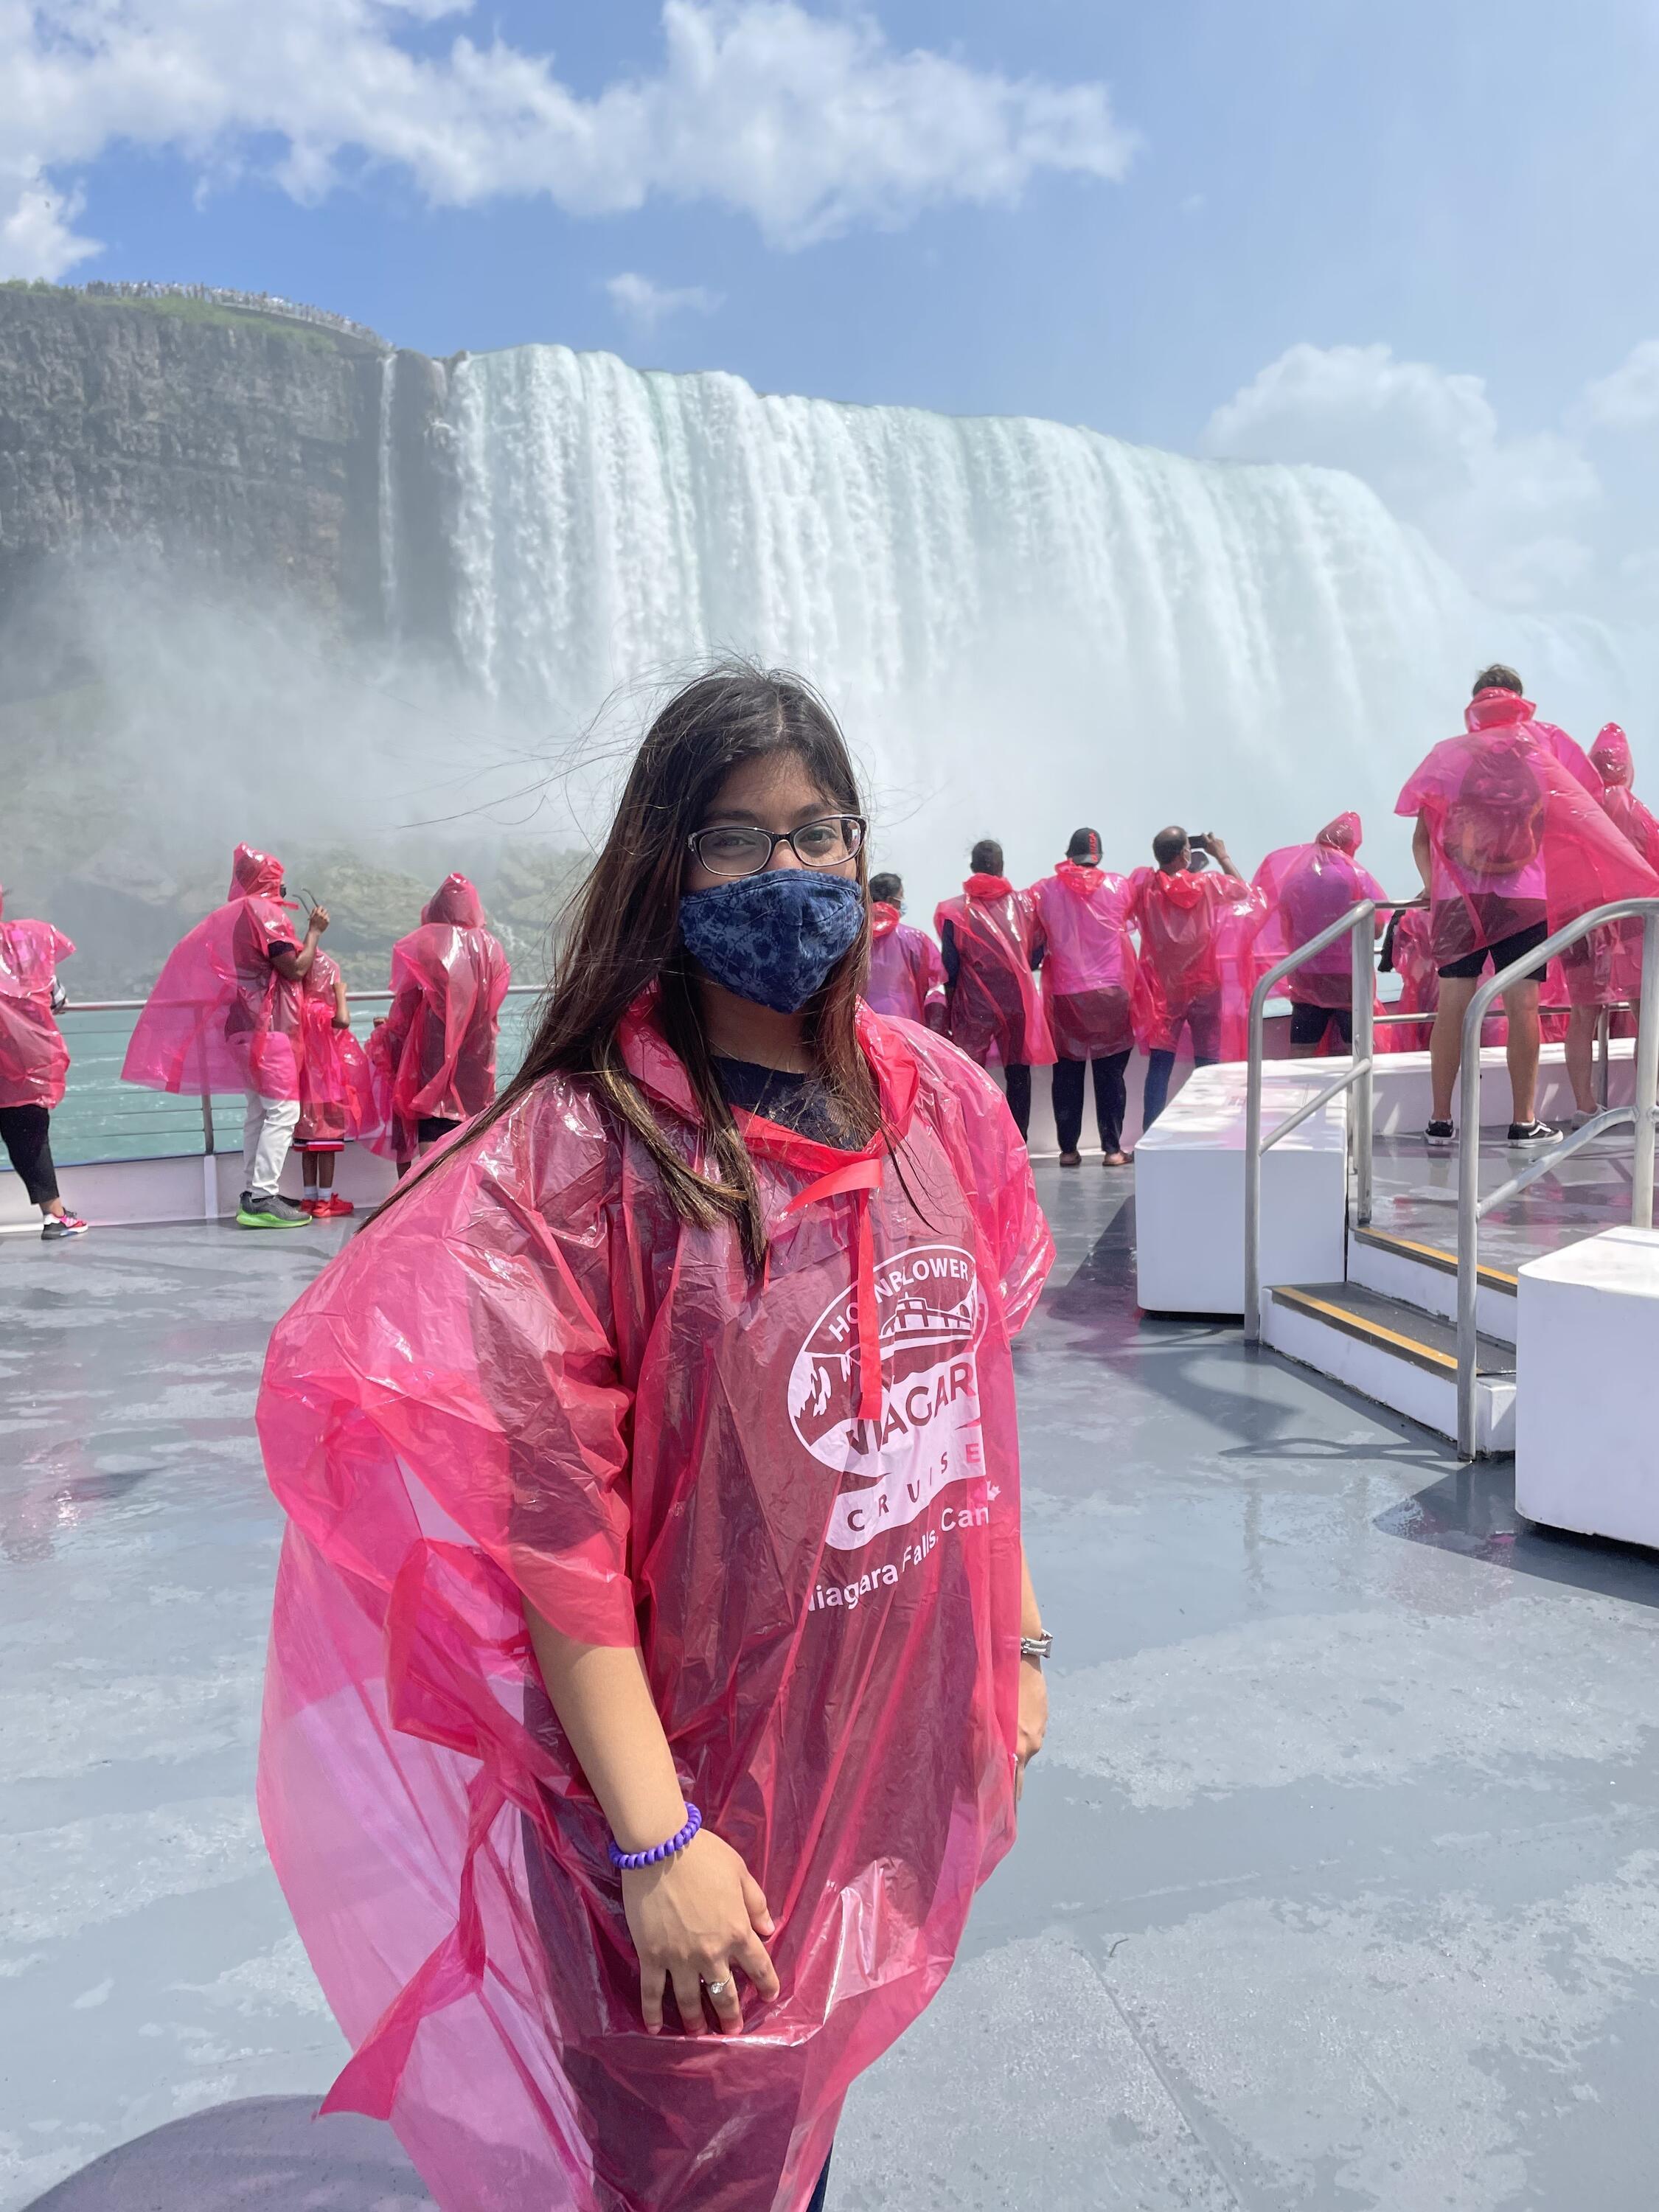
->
xmin=43 ymin=986 xmax=544 ymax=1168
xmin=1242 ymin=896 xmax=1659 ymax=1461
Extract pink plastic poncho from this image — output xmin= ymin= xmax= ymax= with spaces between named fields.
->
xmin=294 ymin=952 xmax=378 ymax=1148
xmin=257 ymin=996 xmax=1054 ymax=2212
xmin=1394 ymin=692 xmax=1659 ymax=970
xmin=1127 ymin=865 xmax=1263 ymax=1060
xmin=1025 ymin=862 xmax=1138 ymax=1061
xmin=863 ymin=905 xmax=945 ymax=1028
xmin=121 ymin=844 xmax=303 ymax=1102
xmin=0 ymin=887 xmax=74 ymax=1112
xmin=1251 ymin=813 xmax=1386 ymax=1012
xmin=1561 ymin=724 xmax=1659 ymax=1009
xmin=1378 ymin=908 xmax=1438 ymax=1054
xmin=367 ymin=874 xmax=511 ymax=1161
xmin=933 ymin=874 xmax=1054 ymax=1068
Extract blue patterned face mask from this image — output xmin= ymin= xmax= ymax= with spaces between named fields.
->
xmin=680 ymin=870 xmax=864 ymax=1014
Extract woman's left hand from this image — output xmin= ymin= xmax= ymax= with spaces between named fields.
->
xmin=1016 ymin=1655 xmax=1047 ymax=1802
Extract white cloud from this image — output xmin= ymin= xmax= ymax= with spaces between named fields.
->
xmin=0 ymin=0 xmax=1137 ymax=279
xmin=0 ymin=158 xmax=97 ymax=280
xmin=1582 ymin=340 xmax=1659 ymax=432
xmin=1203 ymin=341 xmax=1601 ymax=608
xmin=604 ymin=271 xmax=722 ymax=335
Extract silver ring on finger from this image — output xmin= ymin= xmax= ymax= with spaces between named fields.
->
xmin=703 ymin=1976 xmax=731 ymax=1997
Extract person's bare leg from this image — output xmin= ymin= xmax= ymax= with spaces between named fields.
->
xmin=1502 ymin=978 xmax=1542 ymax=1125
xmin=1430 ymin=976 xmax=1478 ymax=1121
xmin=317 ymin=1152 xmax=337 ymax=1194
xmin=1565 ymin=1006 xmax=1599 ymax=1116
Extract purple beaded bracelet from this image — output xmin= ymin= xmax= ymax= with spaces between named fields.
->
xmin=608 ymin=1804 xmax=702 ymax=1871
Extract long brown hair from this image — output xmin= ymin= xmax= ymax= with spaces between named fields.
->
xmin=378 ymin=663 xmax=878 ymax=1265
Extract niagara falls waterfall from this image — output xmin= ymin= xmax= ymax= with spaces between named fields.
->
xmin=433 ymin=344 xmax=1630 ymax=896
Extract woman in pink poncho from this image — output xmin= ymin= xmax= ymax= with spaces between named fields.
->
xmin=369 ymin=872 xmax=511 ymax=1169
xmin=1127 ymin=826 xmax=1260 ymax=1128
xmin=1395 ymin=669 xmax=1659 ymax=1144
xmin=0 ymin=885 xmax=86 ymax=1239
xmin=1559 ymin=723 xmax=1659 ymax=1117
xmin=933 ymin=840 xmax=1053 ymax=1144
xmin=863 ymin=871 xmax=946 ymax=1030
xmin=122 ymin=843 xmax=331 ymax=1228
xmin=257 ymin=667 xmax=1055 ymax=2212
xmin=1251 ymin=812 xmax=1386 ymax=1060
xmin=1026 ymin=829 xmax=1138 ymax=1165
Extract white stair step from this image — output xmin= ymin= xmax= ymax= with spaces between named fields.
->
xmin=1262 ymin=1280 xmax=1515 ymax=1453
xmin=1347 ymin=1225 xmax=1518 ymax=1347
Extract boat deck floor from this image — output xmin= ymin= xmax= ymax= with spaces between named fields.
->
xmin=6 ymin=1167 xmax=1659 ymax=2211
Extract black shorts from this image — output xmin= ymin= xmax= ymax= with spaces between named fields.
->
xmin=417 ymin=1114 xmax=461 ymax=1144
xmin=1289 ymin=1004 xmax=1353 ymax=1048
xmin=1437 ymin=920 xmax=1550 ymax=984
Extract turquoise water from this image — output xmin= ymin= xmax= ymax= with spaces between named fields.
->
xmin=43 ymin=1002 xmax=538 ymax=1166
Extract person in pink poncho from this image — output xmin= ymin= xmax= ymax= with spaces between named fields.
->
xmin=121 ymin=844 xmax=330 ymax=1228
xmin=1396 ymin=667 xmax=1659 ymax=1147
xmin=0 ymin=884 xmax=86 ymax=1240
xmin=1251 ymin=812 xmax=1386 ymax=1060
xmin=863 ymin=871 xmax=946 ymax=1029
xmin=256 ymin=666 xmax=1054 ymax=2212
xmin=292 ymin=947 xmax=375 ymax=1217
xmin=1127 ymin=825 xmax=1256 ymax=1128
xmin=1026 ymin=828 xmax=1138 ymax=1165
xmin=1561 ymin=722 xmax=1659 ymax=1119
xmin=934 ymin=840 xmax=1053 ymax=1144
xmin=369 ymin=872 xmax=510 ymax=1172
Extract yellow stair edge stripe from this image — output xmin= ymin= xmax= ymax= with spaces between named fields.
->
xmin=1272 ymin=1287 xmax=1458 ymax=1374
xmin=1354 ymin=1226 xmax=1519 ymax=1293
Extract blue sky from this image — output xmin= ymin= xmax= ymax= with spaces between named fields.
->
xmin=9 ymin=0 xmax=1659 ymax=612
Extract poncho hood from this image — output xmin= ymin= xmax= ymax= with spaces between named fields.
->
xmin=422 ymin=872 xmax=486 ymax=928
xmin=869 ymin=900 xmax=900 ymax=940
xmin=1315 ymin=810 xmax=1363 ymax=855
xmin=229 ymin=844 xmax=286 ymax=902
xmin=1054 ymin=858 xmax=1104 ymax=897
xmin=963 ymin=872 xmax=1013 ymax=901
xmin=1592 ymin=723 xmax=1634 ymax=788
xmin=1466 ymin=689 xmax=1536 ymax=734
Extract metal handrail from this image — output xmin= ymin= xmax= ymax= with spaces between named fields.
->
xmin=1243 ymin=900 xmax=1377 ymax=1343
xmin=60 ymin=985 xmax=544 ymax=1013
xmin=52 ymin=984 xmax=545 ymax=1158
xmin=1453 ymin=898 xmax=1659 ymax=1457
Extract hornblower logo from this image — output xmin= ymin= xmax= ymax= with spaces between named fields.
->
xmin=788 ymin=1242 xmax=987 ymax=1552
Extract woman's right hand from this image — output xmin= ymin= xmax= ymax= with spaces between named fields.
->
xmin=621 ymin=1827 xmax=779 ymax=2037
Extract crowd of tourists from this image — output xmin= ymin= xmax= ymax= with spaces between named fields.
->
xmin=4 ymin=659 xmax=1659 ymax=2212
xmin=4 ymin=659 xmax=1658 ymax=1239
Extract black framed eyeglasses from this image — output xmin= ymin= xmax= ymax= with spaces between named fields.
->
xmin=686 ymin=816 xmax=867 ymax=877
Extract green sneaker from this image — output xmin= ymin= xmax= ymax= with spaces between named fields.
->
xmin=237 ymin=1190 xmax=312 ymax=1228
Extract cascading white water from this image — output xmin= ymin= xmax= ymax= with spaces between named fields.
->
xmin=442 ymin=344 xmax=1636 ymax=907
xmin=378 ymin=351 xmax=400 ymax=640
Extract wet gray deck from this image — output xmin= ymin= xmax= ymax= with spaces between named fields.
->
xmin=6 ymin=1175 xmax=1659 ymax=2211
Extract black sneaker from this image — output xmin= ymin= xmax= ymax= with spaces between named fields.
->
xmin=1424 ymin=1119 xmax=1455 ymax=1146
xmin=41 ymin=1211 xmax=90 ymax=1241
xmin=237 ymin=1190 xmax=312 ymax=1228
xmin=1507 ymin=1120 xmax=1558 ymax=1147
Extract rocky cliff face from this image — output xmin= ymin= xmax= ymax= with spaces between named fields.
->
xmin=0 ymin=285 xmax=512 ymax=995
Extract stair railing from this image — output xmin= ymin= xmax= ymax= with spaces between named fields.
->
xmin=1453 ymin=899 xmax=1659 ymax=1457
xmin=1243 ymin=902 xmax=1378 ymax=1345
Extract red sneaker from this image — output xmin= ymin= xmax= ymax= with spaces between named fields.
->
xmin=321 ymin=1195 xmax=355 ymax=1217
xmin=299 ymin=1196 xmax=323 ymax=1214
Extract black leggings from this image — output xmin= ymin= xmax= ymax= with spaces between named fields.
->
xmin=0 ymin=1104 xmax=59 ymax=1206
xmin=1051 ymin=1052 xmax=1130 ymax=1153
xmin=1002 ymin=1064 xmax=1032 ymax=1141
